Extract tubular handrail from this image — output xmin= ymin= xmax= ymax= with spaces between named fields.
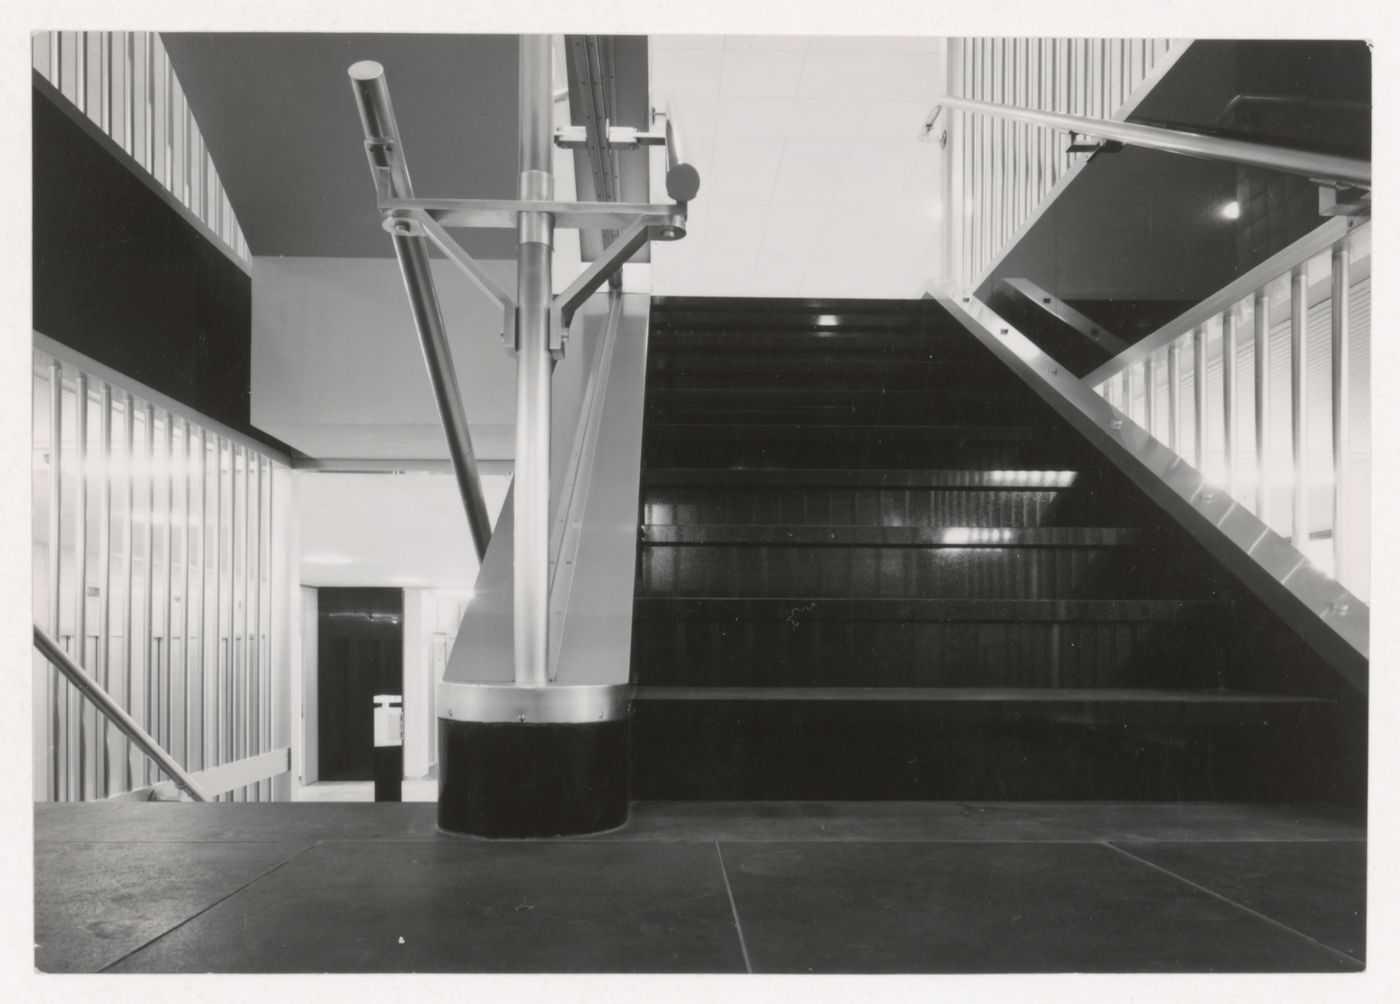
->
xmin=33 ymin=623 xmax=210 ymax=802
xmin=930 ymin=94 xmax=1371 ymax=190
xmin=349 ymin=60 xmax=494 ymax=562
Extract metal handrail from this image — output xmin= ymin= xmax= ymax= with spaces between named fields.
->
xmin=930 ymin=95 xmax=1371 ymax=190
xmin=33 ymin=623 xmax=210 ymax=801
xmin=349 ymin=60 xmax=494 ymax=562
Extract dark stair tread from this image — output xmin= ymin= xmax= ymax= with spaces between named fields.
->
xmin=640 ymin=525 xmax=1153 ymax=547
xmin=632 ymin=686 xmax=1330 ymax=705
xmin=633 ymin=596 xmax=1230 ymax=622
xmin=643 ymin=468 xmax=1083 ymax=489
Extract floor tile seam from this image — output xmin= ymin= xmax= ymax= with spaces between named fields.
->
xmin=95 ymin=840 xmax=322 ymax=974
xmin=714 ymin=842 xmax=753 ymax=974
xmin=1099 ymin=840 xmax=1365 ymax=968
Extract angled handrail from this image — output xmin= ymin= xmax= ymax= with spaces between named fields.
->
xmin=929 ymin=95 xmax=1370 ymax=190
xmin=33 ymin=624 xmax=210 ymax=801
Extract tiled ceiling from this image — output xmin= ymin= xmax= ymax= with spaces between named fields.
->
xmin=648 ymin=35 xmax=949 ymax=298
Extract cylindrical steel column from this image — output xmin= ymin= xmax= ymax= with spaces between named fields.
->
xmin=1331 ymin=242 xmax=1350 ymax=582
xmin=1291 ymin=266 xmax=1309 ymax=551
xmin=514 ymin=34 xmax=555 ymax=688
xmin=1254 ymin=290 xmax=1271 ymax=524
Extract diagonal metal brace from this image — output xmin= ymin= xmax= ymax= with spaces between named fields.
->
xmin=549 ymin=216 xmax=655 ymax=355
xmin=399 ymin=209 xmax=520 ymax=353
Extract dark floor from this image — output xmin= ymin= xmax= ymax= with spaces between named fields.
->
xmin=33 ymin=801 xmax=1365 ymax=974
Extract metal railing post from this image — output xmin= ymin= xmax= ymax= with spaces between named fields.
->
xmin=515 ymin=35 xmax=554 ymax=688
xmin=1193 ymin=327 xmax=1207 ymax=471
xmin=1222 ymin=306 xmax=1237 ymax=498
xmin=1254 ymin=290 xmax=1271 ymax=522
xmin=1291 ymin=266 xmax=1309 ymax=551
xmin=1331 ymin=242 xmax=1351 ymax=581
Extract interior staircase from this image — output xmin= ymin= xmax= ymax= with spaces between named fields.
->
xmin=628 ymin=297 xmax=1363 ymax=803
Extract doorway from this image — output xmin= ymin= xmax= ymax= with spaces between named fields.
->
xmin=316 ymin=587 xmax=403 ymax=781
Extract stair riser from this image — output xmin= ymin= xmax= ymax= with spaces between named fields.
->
xmin=643 ymin=487 xmax=1069 ymax=528
xmin=645 ymin=363 xmax=1011 ymax=391
xmin=644 ymin=437 xmax=1085 ymax=470
xmin=632 ymin=619 xmax=1230 ymax=689
xmin=647 ymin=400 xmax=1058 ymax=426
xmin=638 ymin=546 xmax=1215 ymax=599
xmin=629 ymin=702 xmax=1344 ymax=801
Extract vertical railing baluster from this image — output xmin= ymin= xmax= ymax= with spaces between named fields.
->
xmin=1223 ymin=306 xmax=1238 ymax=498
xmin=1331 ymin=241 xmax=1351 ymax=582
xmin=1193 ymin=327 xmax=1207 ymax=471
xmin=97 ymin=383 xmax=113 ymax=797
xmin=214 ymin=436 xmax=226 ymax=792
xmin=183 ymin=419 xmax=194 ymax=767
xmin=1254 ymin=289 xmax=1272 ymax=524
xmin=1291 ymin=266 xmax=1309 ymax=552
xmin=143 ymin=402 xmax=156 ymax=786
xmin=198 ymin=427 xmax=209 ymax=772
xmin=163 ymin=414 xmax=175 ymax=757
xmin=254 ymin=455 xmax=265 ymax=800
xmin=47 ymin=360 xmax=63 ymax=801
xmin=1167 ymin=340 xmax=1181 ymax=453
xmin=1143 ymin=353 xmax=1156 ymax=439
xmin=73 ymin=373 xmax=88 ymax=800
xmin=122 ymin=393 xmax=136 ymax=789
xmin=243 ymin=445 xmax=255 ymax=800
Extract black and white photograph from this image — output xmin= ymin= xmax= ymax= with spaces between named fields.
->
xmin=7 ymin=2 xmax=1397 ymax=998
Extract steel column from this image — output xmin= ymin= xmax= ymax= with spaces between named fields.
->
xmin=514 ymin=35 xmax=555 ymax=688
xmin=1331 ymin=242 xmax=1350 ymax=581
xmin=1291 ymin=267 xmax=1309 ymax=551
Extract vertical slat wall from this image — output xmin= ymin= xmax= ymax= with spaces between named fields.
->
xmin=31 ymin=30 xmax=250 ymax=265
xmin=31 ymin=349 xmax=282 ymax=800
xmin=951 ymin=37 xmax=1179 ymax=291
xmin=1092 ymin=224 xmax=1371 ymax=602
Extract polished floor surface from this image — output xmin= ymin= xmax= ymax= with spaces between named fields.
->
xmin=34 ymin=801 xmax=1364 ymax=974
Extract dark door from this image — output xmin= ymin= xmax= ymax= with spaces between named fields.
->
xmin=317 ymin=588 xmax=404 ymax=781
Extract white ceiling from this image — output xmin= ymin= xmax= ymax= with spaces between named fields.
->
xmin=648 ymin=35 xmax=950 ymax=298
xmin=298 ymin=471 xmax=511 ymax=589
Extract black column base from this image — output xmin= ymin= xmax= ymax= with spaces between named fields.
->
xmin=437 ymin=717 xmax=630 ymax=838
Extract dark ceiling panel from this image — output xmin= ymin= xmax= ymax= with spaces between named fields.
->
xmin=163 ymin=33 xmax=522 ymax=259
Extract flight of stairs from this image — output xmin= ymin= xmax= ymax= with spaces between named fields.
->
xmin=628 ymin=297 xmax=1358 ymax=803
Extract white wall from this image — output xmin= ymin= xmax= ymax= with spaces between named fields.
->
xmin=251 ymin=256 xmax=519 ymax=461
xmin=402 ymin=588 xmax=468 ymax=778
